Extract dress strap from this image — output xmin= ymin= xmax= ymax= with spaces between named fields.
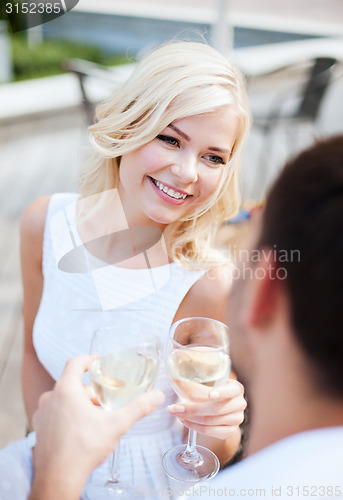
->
xmin=42 ymin=193 xmax=79 ymax=275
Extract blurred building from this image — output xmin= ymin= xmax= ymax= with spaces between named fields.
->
xmin=40 ymin=0 xmax=343 ymax=57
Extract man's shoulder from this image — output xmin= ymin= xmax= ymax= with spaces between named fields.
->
xmin=179 ymin=427 xmax=343 ymax=499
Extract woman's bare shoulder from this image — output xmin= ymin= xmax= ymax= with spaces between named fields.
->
xmin=190 ymin=264 xmax=233 ymax=307
xmin=175 ymin=264 xmax=233 ymax=323
xmin=20 ymin=196 xmax=51 ymax=254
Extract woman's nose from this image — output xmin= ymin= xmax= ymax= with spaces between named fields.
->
xmin=170 ymin=154 xmax=198 ymax=184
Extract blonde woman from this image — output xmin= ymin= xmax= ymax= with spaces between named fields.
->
xmin=2 ymin=41 xmax=250 ymax=498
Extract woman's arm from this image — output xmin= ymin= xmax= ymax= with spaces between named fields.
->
xmin=172 ymin=264 xmax=246 ymax=466
xmin=20 ymin=196 xmax=55 ymax=430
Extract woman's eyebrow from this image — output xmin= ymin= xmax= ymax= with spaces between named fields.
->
xmin=208 ymin=146 xmax=230 ymax=154
xmin=167 ymin=124 xmax=230 ymax=155
xmin=168 ymin=124 xmax=191 ymax=142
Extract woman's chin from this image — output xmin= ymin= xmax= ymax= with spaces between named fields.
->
xmin=147 ymin=214 xmax=177 ymax=226
xmin=142 ymin=207 xmax=181 ymax=226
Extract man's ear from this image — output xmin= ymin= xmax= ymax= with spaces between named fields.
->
xmin=245 ymin=249 xmax=281 ymax=331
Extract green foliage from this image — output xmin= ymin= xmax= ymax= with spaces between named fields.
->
xmin=10 ymin=36 xmax=126 ymax=81
xmin=0 ymin=1 xmax=26 ymax=33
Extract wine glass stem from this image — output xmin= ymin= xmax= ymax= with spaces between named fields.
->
xmin=183 ymin=429 xmax=201 ymax=463
xmin=109 ymin=439 xmax=121 ymax=483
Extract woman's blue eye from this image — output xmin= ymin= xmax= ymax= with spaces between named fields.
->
xmin=205 ymin=154 xmax=225 ymax=165
xmin=157 ymin=135 xmax=179 ymax=147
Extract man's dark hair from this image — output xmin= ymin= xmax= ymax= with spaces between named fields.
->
xmin=258 ymin=135 xmax=343 ymax=396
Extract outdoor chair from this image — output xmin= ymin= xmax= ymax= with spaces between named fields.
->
xmin=251 ymin=56 xmax=339 ymax=196
xmin=63 ymin=59 xmax=131 ymax=124
xmin=253 ymin=57 xmax=337 ymax=134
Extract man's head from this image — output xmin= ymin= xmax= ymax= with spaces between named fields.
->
xmin=229 ymin=135 xmax=343 ymax=398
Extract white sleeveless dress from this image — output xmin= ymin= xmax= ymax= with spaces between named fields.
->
xmin=0 ymin=193 xmax=208 ymax=499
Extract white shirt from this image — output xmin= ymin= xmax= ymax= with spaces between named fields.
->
xmin=178 ymin=427 xmax=343 ymax=499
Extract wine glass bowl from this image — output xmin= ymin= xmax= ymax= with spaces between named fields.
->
xmin=84 ymin=327 xmax=160 ymax=499
xmin=162 ymin=317 xmax=230 ymax=483
xmin=89 ymin=336 xmax=159 ymax=411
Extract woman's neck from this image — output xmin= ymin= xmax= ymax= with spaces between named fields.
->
xmin=76 ymin=189 xmax=171 ymax=268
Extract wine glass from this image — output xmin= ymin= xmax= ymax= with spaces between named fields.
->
xmin=84 ymin=326 xmax=160 ymax=499
xmin=162 ymin=317 xmax=230 ymax=483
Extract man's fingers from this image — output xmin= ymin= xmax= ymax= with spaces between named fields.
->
xmin=60 ymin=355 xmax=96 ymax=384
xmin=112 ymin=390 xmax=165 ymax=430
xmin=84 ymin=384 xmax=101 ymax=406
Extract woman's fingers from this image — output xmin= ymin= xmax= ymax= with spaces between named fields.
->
xmin=168 ymin=380 xmax=246 ymax=418
xmin=169 ymin=394 xmax=246 ymax=418
xmin=180 ymin=421 xmax=241 ymax=440
xmin=209 ymin=379 xmax=245 ymax=401
xmin=178 ymin=409 xmax=245 ymax=428
xmin=167 ymin=379 xmax=246 ymax=440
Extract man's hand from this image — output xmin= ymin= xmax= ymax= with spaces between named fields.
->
xmin=29 ymin=355 xmax=164 ymax=500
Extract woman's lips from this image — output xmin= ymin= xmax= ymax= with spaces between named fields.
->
xmin=148 ymin=176 xmax=191 ymax=205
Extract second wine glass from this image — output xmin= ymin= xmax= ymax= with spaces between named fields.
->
xmin=162 ymin=317 xmax=231 ymax=483
xmin=84 ymin=326 xmax=160 ymax=499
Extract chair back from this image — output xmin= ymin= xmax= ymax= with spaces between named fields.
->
xmin=298 ymin=57 xmax=337 ymax=119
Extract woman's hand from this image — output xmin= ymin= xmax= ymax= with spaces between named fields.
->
xmin=167 ymin=379 xmax=246 ymax=440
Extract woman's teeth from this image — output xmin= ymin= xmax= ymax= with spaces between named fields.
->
xmin=151 ymin=178 xmax=187 ymax=199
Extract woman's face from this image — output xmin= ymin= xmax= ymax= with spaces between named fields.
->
xmin=118 ymin=106 xmax=238 ymax=227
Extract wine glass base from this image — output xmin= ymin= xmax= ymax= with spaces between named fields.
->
xmin=162 ymin=444 xmax=220 ymax=483
xmin=83 ymin=480 xmax=144 ymax=499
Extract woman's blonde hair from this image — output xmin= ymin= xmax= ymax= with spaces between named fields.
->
xmin=79 ymin=41 xmax=250 ymax=269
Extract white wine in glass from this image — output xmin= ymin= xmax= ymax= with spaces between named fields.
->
xmin=84 ymin=327 xmax=160 ymax=499
xmin=90 ymin=351 xmax=158 ymax=410
xmin=162 ymin=317 xmax=231 ymax=483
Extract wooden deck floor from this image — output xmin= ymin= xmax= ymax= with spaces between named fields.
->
xmin=0 ymin=111 xmax=88 ymax=447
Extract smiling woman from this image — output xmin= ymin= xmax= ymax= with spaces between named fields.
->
xmin=0 ymin=40 xmax=250 ymax=500
xmin=83 ymin=41 xmax=250 ymax=268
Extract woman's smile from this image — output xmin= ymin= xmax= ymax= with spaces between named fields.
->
xmin=148 ymin=176 xmax=191 ymax=204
